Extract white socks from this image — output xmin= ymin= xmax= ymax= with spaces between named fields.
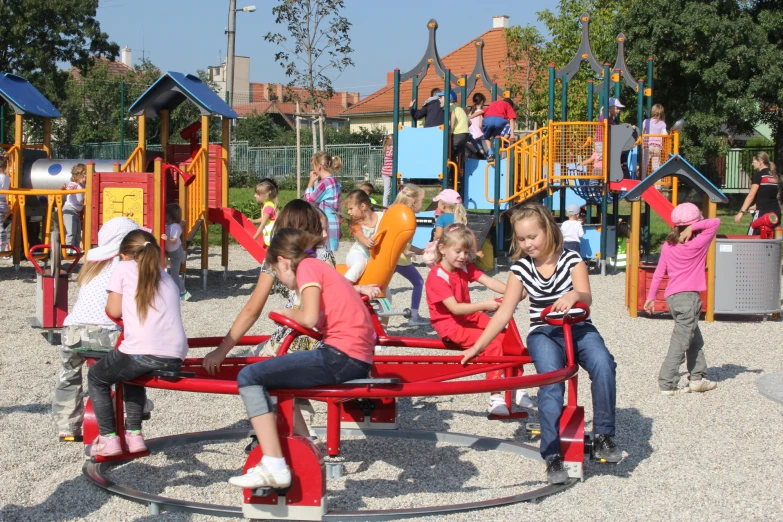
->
xmin=261 ymin=455 xmax=288 ymax=471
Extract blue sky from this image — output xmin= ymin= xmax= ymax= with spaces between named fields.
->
xmin=95 ymin=0 xmax=560 ymax=96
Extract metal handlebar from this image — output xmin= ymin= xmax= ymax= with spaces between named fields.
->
xmin=28 ymin=244 xmax=82 ymax=276
xmin=539 ymin=303 xmax=591 ymax=326
xmin=268 ymin=312 xmax=323 ymax=341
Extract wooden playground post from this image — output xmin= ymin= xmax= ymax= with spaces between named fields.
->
xmin=221 ymin=117 xmax=230 ymax=277
xmin=153 ymin=159 xmax=162 ymax=241
xmin=703 ymin=195 xmax=717 ymax=322
xmin=12 ymin=114 xmax=22 ymax=188
xmin=672 ymin=131 xmax=680 ymax=205
xmin=628 ymin=200 xmax=642 ymax=317
xmin=42 ymin=118 xmax=51 ymax=158
xmin=201 ymin=114 xmax=210 ymax=287
xmin=138 ymin=114 xmax=146 ymax=172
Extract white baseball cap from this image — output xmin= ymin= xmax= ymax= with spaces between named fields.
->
xmin=609 ymin=97 xmax=625 ymax=108
xmin=566 ymin=204 xmax=582 ymax=216
xmin=86 ymin=217 xmax=146 ymax=262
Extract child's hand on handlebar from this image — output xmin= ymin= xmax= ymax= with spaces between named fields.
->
xmin=550 ymin=292 xmax=578 ymax=313
xmin=460 ymin=345 xmax=483 ymax=365
xmin=202 ymin=350 xmax=226 ymax=376
xmin=482 ymin=299 xmax=501 ymax=312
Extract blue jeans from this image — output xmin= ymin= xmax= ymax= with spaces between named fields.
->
xmin=237 ymin=344 xmax=371 ymax=419
xmin=481 ymin=116 xmax=508 ymax=141
xmin=527 ymin=323 xmax=617 ymax=459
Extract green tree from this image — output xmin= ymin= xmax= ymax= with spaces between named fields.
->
xmin=504 ymin=25 xmax=547 ymax=129
xmin=617 ymin=0 xmax=758 ymax=166
xmin=235 ymin=111 xmax=283 ymax=146
xmin=264 ymin=0 xmax=354 ymax=113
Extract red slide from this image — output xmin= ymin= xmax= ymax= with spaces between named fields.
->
xmin=609 ymin=180 xmax=674 ymax=227
xmin=208 ymin=207 xmax=267 ymax=264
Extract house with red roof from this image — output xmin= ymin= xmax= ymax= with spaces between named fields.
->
xmin=339 ymin=15 xmax=525 ymax=133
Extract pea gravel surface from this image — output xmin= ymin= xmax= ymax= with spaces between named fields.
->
xmin=1 ymin=245 xmax=782 ymax=521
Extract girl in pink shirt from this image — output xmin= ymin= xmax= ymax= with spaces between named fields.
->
xmin=642 ymin=104 xmax=668 ymax=175
xmin=227 ymin=228 xmax=374 ymax=492
xmin=85 ymin=230 xmax=188 ymax=457
xmin=644 ymin=203 xmax=720 ymax=396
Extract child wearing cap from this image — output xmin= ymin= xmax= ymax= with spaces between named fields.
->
xmin=560 ymin=204 xmax=584 ymax=254
xmin=644 ymin=203 xmax=720 ymax=396
xmin=51 ymin=217 xmax=142 ymax=442
xmin=428 ymin=188 xmax=482 ymax=261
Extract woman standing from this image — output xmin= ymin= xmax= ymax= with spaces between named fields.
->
xmin=304 ymin=152 xmax=343 ymax=251
xmin=734 ymin=152 xmax=782 ymax=235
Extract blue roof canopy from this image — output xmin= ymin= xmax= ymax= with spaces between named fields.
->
xmin=0 ymin=73 xmax=60 ymax=118
xmin=129 ymin=71 xmax=237 ymax=119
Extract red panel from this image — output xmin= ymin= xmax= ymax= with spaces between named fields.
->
xmin=637 ymin=263 xmax=707 ymax=313
xmin=559 ymin=405 xmax=585 ymax=466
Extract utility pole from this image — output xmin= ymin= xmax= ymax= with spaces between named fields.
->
xmin=226 ymin=0 xmax=237 ymax=108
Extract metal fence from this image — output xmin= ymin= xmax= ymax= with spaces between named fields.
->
xmin=707 ymin=146 xmax=775 ymax=194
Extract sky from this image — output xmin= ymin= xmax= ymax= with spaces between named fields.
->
xmin=95 ymin=0 xmax=561 ymax=97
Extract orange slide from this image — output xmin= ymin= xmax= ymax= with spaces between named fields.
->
xmin=336 ymin=204 xmax=416 ymax=297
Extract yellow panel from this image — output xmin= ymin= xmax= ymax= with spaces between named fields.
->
xmin=103 ymin=187 xmax=144 ymax=225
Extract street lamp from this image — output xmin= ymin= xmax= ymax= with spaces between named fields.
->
xmin=226 ymin=1 xmax=256 ymax=108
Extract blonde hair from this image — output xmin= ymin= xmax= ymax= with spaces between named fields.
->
xmin=442 ymin=201 xmax=467 ymax=225
xmin=265 ymin=228 xmax=325 ymax=274
xmin=393 ymin=183 xmax=425 ymax=209
xmin=435 ymin=223 xmax=474 ymax=262
xmin=77 ymin=259 xmax=113 ymax=287
xmin=119 ymin=230 xmax=162 ymax=323
xmin=651 ymin=103 xmax=665 ymax=121
xmin=255 ymin=178 xmax=279 ymax=203
xmin=311 ymin=151 xmax=342 ymax=173
xmin=343 ymin=189 xmax=374 ymax=228
xmin=165 ymin=203 xmax=182 ymax=225
xmin=754 ymin=151 xmax=778 ymax=176
xmin=71 ymin=163 xmax=87 ymax=182
xmin=509 ymin=203 xmax=563 ymax=261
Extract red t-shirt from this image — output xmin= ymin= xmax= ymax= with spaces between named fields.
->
xmin=296 ymin=258 xmax=375 ymax=364
xmin=425 ymin=262 xmax=483 ymax=339
xmin=482 ymin=100 xmax=517 ymax=121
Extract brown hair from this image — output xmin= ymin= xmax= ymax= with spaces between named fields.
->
xmin=509 ymin=203 xmax=563 ymax=261
xmin=754 ymin=151 xmax=777 ymax=176
xmin=265 ymin=228 xmax=325 ymax=273
xmin=343 ymin=189 xmax=373 ymax=226
xmin=119 ymin=230 xmax=162 ymax=323
xmin=0 ymin=155 xmax=6 ymax=170
xmin=360 ymin=182 xmax=374 ymax=195
xmin=77 ymin=259 xmax=113 ymax=287
xmin=272 ymin=199 xmax=323 ymax=236
xmin=435 ymin=223 xmax=475 ymax=262
xmin=310 ymin=151 xmax=342 ymax=173
xmin=665 ymin=225 xmax=689 ymax=246
xmin=651 ymin=103 xmax=665 ymax=121
xmin=71 ymin=163 xmax=87 ymax=183
xmin=393 ymin=183 xmax=425 ymax=209
xmin=255 ymin=177 xmax=279 ymax=202
xmin=165 ymin=203 xmax=182 ymax=225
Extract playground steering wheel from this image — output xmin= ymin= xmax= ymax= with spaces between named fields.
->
xmin=269 ymin=312 xmax=323 ymax=341
xmin=540 ymin=303 xmax=591 ymax=326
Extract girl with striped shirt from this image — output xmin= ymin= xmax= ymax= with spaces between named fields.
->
xmin=462 ymin=203 xmax=621 ymax=485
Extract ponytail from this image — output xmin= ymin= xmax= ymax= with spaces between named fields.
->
xmin=265 ymin=228 xmax=325 ymax=273
xmin=446 ymin=202 xmax=467 ymax=225
xmin=311 ymin=151 xmax=342 ymax=173
xmin=118 ymin=230 xmax=162 ymax=323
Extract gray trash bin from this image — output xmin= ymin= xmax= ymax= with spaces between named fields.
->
xmin=714 ymin=237 xmax=782 ymax=315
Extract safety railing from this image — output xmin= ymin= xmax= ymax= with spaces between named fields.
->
xmin=161 ymin=162 xmax=197 ymax=239
xmin=0 ymin=187 xmax=87 ymax=262
xmin=121 ymin=145 xmax=145 ymax=172
xmin=184 ymin=147 xmax=207 ymax=235
xmin=638 ymin=133 xmax=675 ymax=188
xmin=4 ymin=145 xmax=21 ymax=187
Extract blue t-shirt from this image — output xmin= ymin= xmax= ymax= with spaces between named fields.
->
xmin=435 ymin=213 xmax=455 ymax=229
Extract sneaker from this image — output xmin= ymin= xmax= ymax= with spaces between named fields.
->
xmin=515 ymin=389 xmax=535 ymax=409
xmin=85 ymin=435 xmax=122 ymax=457
xmin=488 ymin=394 xmax=510 ymax=416
xmin=180 ymin=291 xmax=192 ymax=302
xmin=689 ymin=379 xmax=717 ymax=393
xmin=545 ymin=455 xmax=569 ymax=485
xmin=228 ymin=462 xmax=292 ymax=489
xmin=407 ymin=315 xmax=430 ymax=326
xmin=661 ymin=387 xmax=691 ymax=396
xmin=593 ymin=434 xmax=622 ymax=463
xmin=124 ymin=431 xmax=147 ymax=453
xmin=58 ymin=432 xmax=83 ymax=443
xmin=486 ymin=155 xmax=495 ymax=163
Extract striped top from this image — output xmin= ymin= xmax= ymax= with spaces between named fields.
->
xmin=510 ymin=249 xmax=591 ymax=332
xmin=304 ymin=175 xmax=342 ymax=251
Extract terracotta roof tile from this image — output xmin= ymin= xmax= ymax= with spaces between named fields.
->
xmin=234 ymin=82 xmax=359 ymax=120
xmin=340 ymin=27 xmax=528 ymax=116
xmin=68 ymin=57 xmax=135 ymax=79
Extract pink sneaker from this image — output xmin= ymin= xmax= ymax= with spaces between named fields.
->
xmin=124 ymin=431 xmax=147 ymax=453
xmin=85 ymin=435 xmax=122 ymax=457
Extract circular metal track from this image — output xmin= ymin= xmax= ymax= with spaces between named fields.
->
xmin=83 ymin=427 xmax=577 ymax=520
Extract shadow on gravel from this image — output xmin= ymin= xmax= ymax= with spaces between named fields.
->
xmin=598 ymin=407 xmax=653 ymax=479
xmin=0 ymin=264 xmax=36 ymax=282
xmin=0 ymin=402 xmax=49 ymax=416
xmin=0 ymin=475 xmax=110 ymax=522
xmin=181 ymin=267 xmax=264 ymax=301
xmin=710 ymin=363 xmax=763 ymax=383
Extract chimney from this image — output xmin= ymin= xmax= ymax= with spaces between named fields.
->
xmin=120 ymin=46 xmax=132 ymax=67
xmin=275 ymin=83 xmax=283 ymax=101
xmin=493 ymin=15 xmax=509 ymax=29
xmin=351 ymin=92 xmax=359 ymax=104
xmin=341 ymin=92 xmax=348 ymax=109
xmin=386 ymin=71 xmax=394 ymax=86
xmin=263 ymin=83 xmax=271 ymax=101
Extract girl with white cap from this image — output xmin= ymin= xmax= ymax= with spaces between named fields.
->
xmin=51 ymin=217 xmax=142 ymax=442
xmin=644 ymin=203 xmax=720 ymax=396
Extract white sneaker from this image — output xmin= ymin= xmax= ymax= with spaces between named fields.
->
xmin=689 ymin=379 xmax=717 ymax=393
xmin=228 ymin=462 xmax=292 ymax=489
xmin=515 ymin=389 xmax=535 ymax=409
xmin=488 ymin=394 xmax=510 ymax=416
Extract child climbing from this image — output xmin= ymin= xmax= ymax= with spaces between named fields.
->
xmin=343 ymin=189 xmax=384 ymax=283
xmin=161 ymin=203 xmax=190 ymax=301
xmin=481 ymin=97 xmax=517 ymax=162
xmin=251 ymin=178 xmax=279 ymax=245
xmin=464 ymin=203 xmax=621 ymax=484
xmin=560 ymin=204 xmax=584 ymax=253
xmin=392 ymin=184 xmax=429 ymax=326
xmin=425 ymin=223 xmax=525 ymax=416
xmin=51 ymin=217 xmax=141 ymax=442
xmin=62 ymin=163 xmax=87 ymax=252
xmin=304 ymin=152 xmax=342 ymax=251
xmin=85 ymin=230 xmax=188 ymax=457
xmin=227 ymin=228 xmax=375 ymax=490
xmin=467 ymin=93 xmax=487 ymax=159
xmin=644 ymin=202 xmax=720 ymax=396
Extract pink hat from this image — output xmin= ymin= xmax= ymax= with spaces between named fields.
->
xmin=433 ymin=189 xmax=462 ymax=204
xmin=671 ymin=202 xmax=701 ymax=226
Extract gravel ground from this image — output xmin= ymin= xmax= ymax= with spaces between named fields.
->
xmin=1 ymin=244 xmax=782 ymax=521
